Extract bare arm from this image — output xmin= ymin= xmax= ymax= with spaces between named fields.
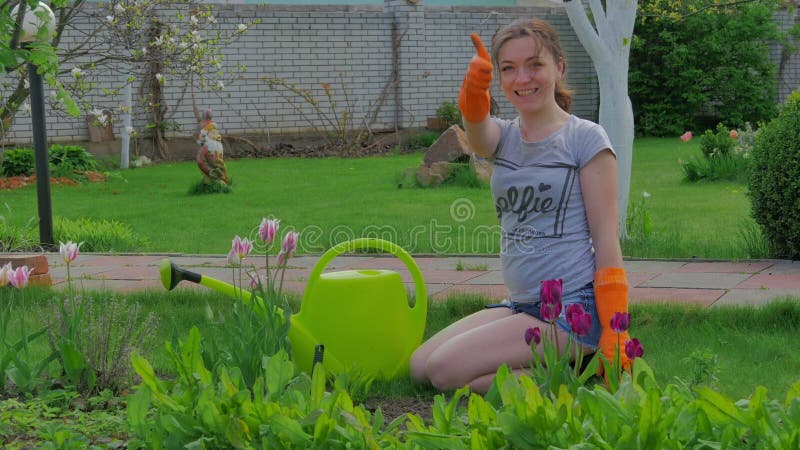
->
xmin=580 ymin=149 xmax=624 ymax=269
xmin=463 ymin=116 xmax=500 ymax=158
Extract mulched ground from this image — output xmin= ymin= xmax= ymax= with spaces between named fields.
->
xmin=364 ymin=397 xmax=434 ymax=423
xmin=0 ymin=171 xmax=106 ymax=190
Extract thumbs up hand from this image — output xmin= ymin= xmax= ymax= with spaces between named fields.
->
xmin=458 ymin=33 xmax=493 ymax=124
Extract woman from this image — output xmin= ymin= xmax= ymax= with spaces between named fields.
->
xmin=410 ymin=18 xmax=631 ymax=393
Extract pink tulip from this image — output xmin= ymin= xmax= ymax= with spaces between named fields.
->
xmin=524 ymin=327 xmax=541 ymax=346
xmin=59 ymin=240 xmax=82 ymax=264
xmin=276 ymin=251 xmax=287 ymax=267
xmin=729 ymin=129 xmax=738 ymax=139
xmin=680 ymin=131 xmax=693 ymax=142
xmin=565 ymin=303 xmax=585 ymax=328
xmin=610 ymin=311 xmax=631 ymax=333
xmin=230 ymin=235 xmax=253 ymax=262
xmin=258 ymin=218 xmax=280 ymax=244
xmin=9 ymin=266 xmax=34 ymax=289
xmin=539 ymin=279 xmax=563 ymax=322
xmin=625 ymin=338 xmax=644 ymax=360
xmin=571 ymin=312 xmax=592 ymax=337
xmin=0 ymin=262 xmax=11 ymax=287
xmin=281 ymin=231 xmax=299 ymax=256
xmin=226 ymin=248 xmax=240 ymax=266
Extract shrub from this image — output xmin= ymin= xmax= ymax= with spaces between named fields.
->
xmin=749 ymin=89 xmax=800 ymax=259
xmin=1 ymin=147 xmax=35 ymax=177
xmin=407 ymin=131 xmax=439 ymax=149
xmin=630 ymin=0 xmax=781 ymax=136
xmin=48 ymin=144 xmax=96 ymax=172
xmin=680 ymin=123 xmax=749 ymax=183
xmin=435 ymin=101 xmax=461 ymax=127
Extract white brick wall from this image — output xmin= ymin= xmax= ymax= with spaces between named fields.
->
xmin=5 ymin=1 xmax=795 ymax=146
xmin=1 ymin=1 xmax=602 ymax=146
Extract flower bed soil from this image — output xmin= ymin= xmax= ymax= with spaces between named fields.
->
xmin=0 ymin=172 xmax=106 ymax=190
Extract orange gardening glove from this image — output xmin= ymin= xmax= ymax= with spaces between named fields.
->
xmin=594 ymin=267 xmax=632 ymax=375
xmin=458 ymin=33 xmax=493 ymax=124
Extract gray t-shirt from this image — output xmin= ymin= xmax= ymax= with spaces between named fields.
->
xmin=490 ymin=115 xmax=614 ymax=302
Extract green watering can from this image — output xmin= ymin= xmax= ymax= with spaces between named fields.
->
xmin=160 ymin=238 xmax=428 ymax=380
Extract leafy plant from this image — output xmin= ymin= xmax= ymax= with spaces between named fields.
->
xmin=680 ymin=124 xmax=750 ymax=182
xmin=1 ymin=147 xmax=35 ymax=177
xmin=435 ymin=101 xmax=461 ymax=127
xmin=631 ymin=0 xmax=781 ymax=136
xmin=407 ymin=131 xmax=439 ymax=149
xmin=48 ymin=144 xmax=96 ymax=172
xmin=53 ymin=216 xmax=147 ymax=253
xmin=749 ymin=89 xmax=800 ymax=258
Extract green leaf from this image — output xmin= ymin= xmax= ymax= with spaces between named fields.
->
xmin=695 ymin=387 xmax=748 ymax=426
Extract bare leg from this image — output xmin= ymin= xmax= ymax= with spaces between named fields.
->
xmin=412 ymin=308 xmax=578 ymax=392
xmin=410 ymin=307 xmax=512 ymax=383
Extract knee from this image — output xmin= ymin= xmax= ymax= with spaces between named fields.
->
xmin=424 ymin=351 xmax=468 ymax=391
xmin=409 ymin=348 xmax=430 ymax=383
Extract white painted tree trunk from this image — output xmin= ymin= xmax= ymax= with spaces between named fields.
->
xmin=563 ymin=0 xmax=637 ymax=238
xmin=120 ymin=79 xmax=131 ymax=169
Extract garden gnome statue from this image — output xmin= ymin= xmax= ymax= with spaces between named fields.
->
xmin=195 ymin=109 xmax=230 ymax=185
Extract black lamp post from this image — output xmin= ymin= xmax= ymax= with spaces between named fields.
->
xmin=16 ymin=2 xmax=56 ymax=249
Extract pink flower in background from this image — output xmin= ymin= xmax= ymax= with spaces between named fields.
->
xmin=258 ymin=218 xmax=280 ymax=244
xmin=729 ymin=129 xmax=739 ymax=139
xmin=59 ymin=240 xmax=82 ymax=264
xmin=231 ymin=236 xmax=253 ymax=260
xmin=281 ymin=231 xmax=299 ymax=256
xmin=0 ymin=262 xmax=11 ymax=287
xmin=625 ymin=338 xmax=644 ymax=360
xmin=540 ymin=278 xmax=563 ymax=322
xmin=8 ymin=266 xmax=34 ymax=289
xmin=680 ymin=131 xmax=693 ymax=142
xmin=524 ymin=327 xmax=541 ymax=346
xmin=610 ymin=312 xmax=631 ymax=333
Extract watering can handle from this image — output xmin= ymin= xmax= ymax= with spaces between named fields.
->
xmin=304 ymin=238 xmax=428 ymax=313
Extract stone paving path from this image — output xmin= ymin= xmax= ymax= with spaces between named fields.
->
xmin=9 ymin=253 xmax=800 ymax=307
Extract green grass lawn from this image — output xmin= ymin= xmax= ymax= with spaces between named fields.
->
xmin=1 ymin=137 xmax=761 ymax=259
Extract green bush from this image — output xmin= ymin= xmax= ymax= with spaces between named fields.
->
xmin=681 ymin=123 xmax=749 ymax=183
xmin=48 ymin=144 xmax=97 ymax=172
xmin=407 ymin=131 xmax=439 ymax=149
xmin=1 ymin=147 xmax=35 ymax=177
xmin=749 ymin=89 xmax=800 ymax=259
xmin=1 ymin=145 xmax=96 ymax=179
xmin=630 ymin=0 xmax=780 ymax=136
xmin=699 ymin=124 xmax=736 ymax=159
xmin=435 ymin=101 xmax=461 ymax=127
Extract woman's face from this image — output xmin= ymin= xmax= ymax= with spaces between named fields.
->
xmin=497 ymin=36 xmax=563 ymax=115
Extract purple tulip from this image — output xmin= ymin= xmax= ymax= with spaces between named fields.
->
xmin=565 ymin=303 xmax=585 ymax=328
xmin=625 ymin=338 xmax=644 ymax=360
xmin=571 ymin=312 xmax=592 ymax=337
xmin=539 ymin=279 xmax=563 ymax=323
xmin=610 ymin=312 xmax=631 ymax=333
xmin=524 ymin=327 xmax=541 ymax=346
xmin=258 ymin=218 xmax=280 ymax=244
xmin=8 ymin=266 xmax=34 ymax=289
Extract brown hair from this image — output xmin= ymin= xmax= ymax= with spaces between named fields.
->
xmin=491 ymin=18 xmax=573 ymax=113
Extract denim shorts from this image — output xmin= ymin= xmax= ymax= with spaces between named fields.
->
xmin=486 ymin=282 xmax=601 ymax=349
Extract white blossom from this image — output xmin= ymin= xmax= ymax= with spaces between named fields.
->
xmin=216 ymin=80 xmax=224 ymax=90
xmin=70 ymin=67 xmax=83 ymax=78
xmin=152 ymin=35 xmax=164 ymax=46
xmin=114 ymin=3 xmax=124 ymax=13
xmin=155 ymin=73 xmax=163 ymax=83
xmin=207 ymin=15 xmax=217 ymax=24
xmin=190 ymin=15 xmax=198 ymax=25
xmin=23 ymin=78 xmax=29 ymax=89
xmin=125 ymin=126 xmax=134 ymax=135
xmin=105 ymin=15 xmax=114 ymax=23
xmin=237 ymin=23 xmax=247 ymax=33
xmin=21 ymin=102 xmax=31 ymax=114
xmin=90 ymin=108 xmax=107 ymax=126
xmin=643 ymin=191 xmax=651 ymax=198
